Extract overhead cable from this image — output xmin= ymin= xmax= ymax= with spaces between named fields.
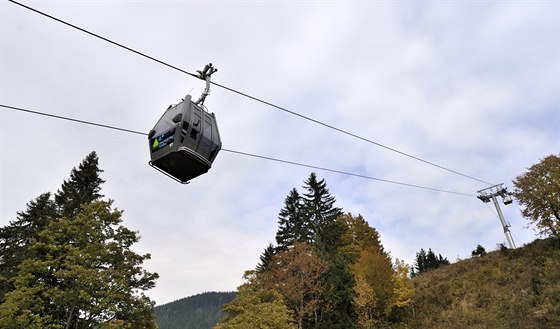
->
xmin=7 ymin=0 xmax=493 ymax=186
xmin=0 ymin=104 xmax=475 ymax=197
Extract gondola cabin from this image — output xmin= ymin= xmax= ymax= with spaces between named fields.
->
xmin=148 ymin=95 xmax=221 ymax=183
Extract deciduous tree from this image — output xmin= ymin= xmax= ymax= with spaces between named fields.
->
xmin=260 ymin=242 xmax=329 ymax=329
xmin=0 ymin=201 xmax=159 ymax=328
xmin=392 ymin=259 xmax=414 ymax=309
xmin=214 ymin=281 xmax=296 ymax=329
xmin=513 ymin=154 xmax=560 ymax=240
xmin=352 ymin=246 xmax=395 ymax=327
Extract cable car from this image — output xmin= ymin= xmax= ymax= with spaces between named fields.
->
xmin=148 ymin=64 xmax=221 ymax=183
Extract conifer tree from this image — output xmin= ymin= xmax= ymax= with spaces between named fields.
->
xmin=413 ymin=248 xmax=427 ymax=276
xmin=299 ymin=174 xmax=355 ymax=328
xmin=256 ymin=243 xmax=276 ymax=274
xmin=301 ymin=173 xmax=343 ymax=251
xmin=275 ymin=188 xmax=311 ymax=249
xmin=413 ymin=248 xmax=449 ymax=276
xmin=55 ymin=151 xmax=105 ymax=218
xmin=472 ymin=244 xmax=487 ymax=257
xmin=0 ymin=193 xmax=57 ymax=301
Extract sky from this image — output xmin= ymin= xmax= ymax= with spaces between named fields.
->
xmin=1 ymin=0 xmax=559 ymax=306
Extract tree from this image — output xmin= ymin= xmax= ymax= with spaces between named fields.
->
xmin=301 ymin=173 xmax=343 ymax=250
xmin=276 ymin=188 xmax=311 ymax=249
xmin=259 ymin=242 xmax=329 ymax=329
xmin=413 ymin=248 xmax=449 ymax=276
xmin=256 ymin=243 xmax=276 ymax=274
xmin=0 ymin=201 xmax=159 ymax=328
xmin=318 ymin=254 xmax=356 ymax=329
xmin=352 ymin=247 xmax=395 ymax=327
xmin=55 ymin=151 xmax=105 ymax=218
xmin=299 ymin=175 xmax=355 ymax=329
xmin=0 ymin=193 xmax=58 ymax=301
xmin=339 ymin=213 xmax=387 ymax=263
xmin=513 ymin=154 xmax=560 ymax=240
xmin=214 ymin=279 xmax=296 ymax=329
xmin=412 ymin=248 xmax=427 ymax=276
xmin=472 ymin=244 xmax=487 ymax=257
xmin=392 ymin=259 xmax=414 ymax=310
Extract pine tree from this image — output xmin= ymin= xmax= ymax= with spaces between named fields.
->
xmin=413 ymin=248 xmax=427 ymax=276
xmin=275 ymin=188 xmax=311 ymax=249
xmin=0 ymin=193 xmax=57 ymax=301
xmin=425 ymin=249 xmax=438 ymax=270
xmin=319 ymin=254 xmax=357 ymax=329
xmin=472 ymin=244 xmax=487 ymax=257
xmin=55 ymin=151 xmax=105 ymax=218
xmin=413 ymin=248 xmax=449 ymax=276
xmin=301 ymin=173 xmax=343 ymax=251
xmin=256 ymin=243 xmax=276 ymax=274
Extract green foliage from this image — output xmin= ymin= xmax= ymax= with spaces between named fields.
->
xmin=301 ymin=172 xmax=343 ymax=249
xmin=318 ymin=253 xmax=357 ymax=329
xmin=412 ymin=248 xmax=450 ymax=277
xmin=255 ymin=243 xmax=276 ymax=274
xmin=155 ymin=292 xmax=236 ymax=329
xmin=0 ymin=151 xmax=106 ymax=303
xmin=0 ymin=192 xmax=58 ymax=301
xmin=472 ymin=244 xmax=487 ymax=257
xmin=513 ymin=154 xmax=560 ymax=240
xmin=55 ymin=151 xmax=105 ymax=218
xmin=398 ymin=238 xmax=560 ymax=329
xmin=276 ymin=188 xmax=311 ymax=248
xmin=0 ymin=152 xmax=158 ymax=328
xmin=0 ymin=201 xmax=159 ymax=328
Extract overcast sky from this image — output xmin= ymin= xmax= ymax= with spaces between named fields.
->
xmin=1 ymin=0 xmax=559 ymax=306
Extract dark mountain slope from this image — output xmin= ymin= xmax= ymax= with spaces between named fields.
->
xmin=154 ymin=291 xmax=236 ymax=329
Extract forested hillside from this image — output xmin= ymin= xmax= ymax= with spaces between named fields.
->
xmin=155 ymin=292 xmax=236 ymax=329
xmin=399 ymin=238 xmax=560 ymax=329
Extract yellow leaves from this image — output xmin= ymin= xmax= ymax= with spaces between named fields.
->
xmin=214 ymin=285 xmax=296 ymax=329
xmin=392 ymin=258 xmax=414 ymax=309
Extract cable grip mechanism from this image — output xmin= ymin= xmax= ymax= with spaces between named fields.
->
xmin=195 ymin=63 xmax=218 ymax=106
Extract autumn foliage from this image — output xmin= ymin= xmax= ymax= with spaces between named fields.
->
xmin=215 ymin=174 xmax=414 ymax=329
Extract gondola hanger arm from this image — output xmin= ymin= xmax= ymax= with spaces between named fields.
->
xmin=195 ymin=63 xmax=218 ymax=106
